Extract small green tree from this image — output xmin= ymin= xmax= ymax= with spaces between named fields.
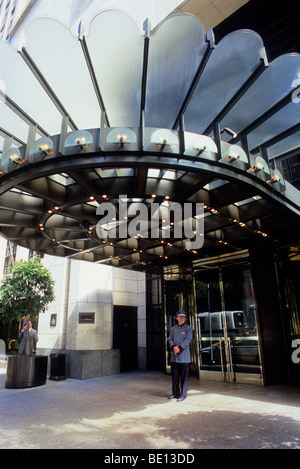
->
xmin=0 ymin=256 xmax=55 ymax=355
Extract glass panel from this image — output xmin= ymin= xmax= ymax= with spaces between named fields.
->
xmin=267 ymin=131 xmax=300 ymax=158
xmin=146 ymin=269 xmax=165 ymax=371
xmin=184 ymin=30 xmax=264 ymax=134
xmin=164 ymin=269 xmax=193 ymax=325
xmin=220 ymin=54 xmax=300 ymax=146
xmin=196 ymin=268 xmax=223 ymax=372
xmin=222 ymin=263 xmax=261 ymax=375
xmin=0 ymin=40 xmax=62 ymax=136
xmin=164 ymin=266 xmax=199 ymax=373
xmin=195 ymin=257 xmax=263 ymax=383
xmin=24 ymin=18 xmax=100 ymax=130
xmin=85 ymin=11 xmax=143 ymax=127
xmin=247 ymin=101 xmax=300 ymax=151
xmin=290 ymin=159 xmax=300 ymax=181
xmin=145 ymin=14 xmax=207 ymax=128
xmin=0 ymin=104 xmax=29 ymax=143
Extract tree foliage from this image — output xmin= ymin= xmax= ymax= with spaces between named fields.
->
xmin=0 ymin=256 xmax=55 ymax=323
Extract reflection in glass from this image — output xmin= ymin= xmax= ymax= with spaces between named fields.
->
xmin=195 ymin=261 xmax=262 ymax=378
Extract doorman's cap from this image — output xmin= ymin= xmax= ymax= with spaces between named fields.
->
xmin=176 ymin=310 xmax=187 ymax=317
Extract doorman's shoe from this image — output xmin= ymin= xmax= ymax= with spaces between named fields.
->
xmin=177 ymin=396 xmax=186 ymax=402
xmin=168 ymin=394 xmax=179 ymax=399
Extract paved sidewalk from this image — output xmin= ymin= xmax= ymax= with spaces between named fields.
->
xmin=0 ymin=365 xmax=300 ymax=450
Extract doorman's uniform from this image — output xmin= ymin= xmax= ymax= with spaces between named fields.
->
xmin=169 ymin=313 xmax=193 ymax=399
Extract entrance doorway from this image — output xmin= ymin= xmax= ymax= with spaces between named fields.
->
xmin=163 ymin=252 xmax=263 ymax=384
xmin=195 ymin=256 xmax=263 ymax=384
xmin=113 ymin=306 xmax=138 ymax=372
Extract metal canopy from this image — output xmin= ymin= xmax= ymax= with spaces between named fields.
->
xmin=0 ymin=11 xmax=299 ymax=270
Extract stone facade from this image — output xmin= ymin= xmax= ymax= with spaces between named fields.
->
xmin=37 ymin=255 xmax=146 ymax=379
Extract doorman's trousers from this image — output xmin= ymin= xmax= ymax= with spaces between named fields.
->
xmin=171 ymin=362 xmax=190 ymax=397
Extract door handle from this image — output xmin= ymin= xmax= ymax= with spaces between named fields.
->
xmin=226 ymin=337 xmax=235 ymax=382
xmin=219 ymin=337 xmax=226 ymax=381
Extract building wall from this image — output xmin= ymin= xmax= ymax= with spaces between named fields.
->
xmin=113 ymin=266 xmax=147 ymax=367
xmin=0 ymin=0 xmax=17 ymax=39
xmin=0 ymin=235 xmax=146 ymax=378
xmin=36 ymin=254 xmax=146 ymax=378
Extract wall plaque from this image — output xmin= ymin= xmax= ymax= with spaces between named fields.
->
xmin=79 ymin=312 xmax=95 ymax=324
xmin=50 ymin=314 xmax=57 ymax=327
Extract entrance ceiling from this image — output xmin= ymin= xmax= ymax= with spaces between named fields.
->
xmin=0 ymin=11 xmax=299 ymax=269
